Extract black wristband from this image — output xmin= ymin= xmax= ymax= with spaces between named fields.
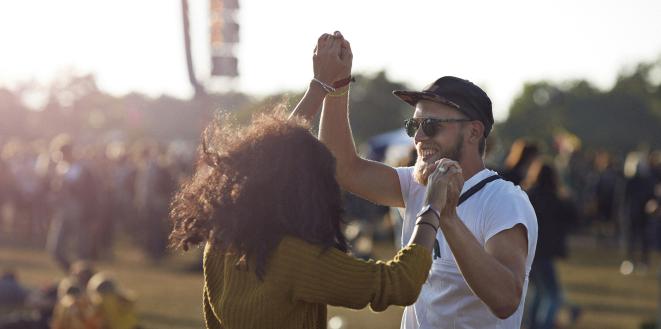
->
xmin=416 ymin=221 xmax=438 ymax=233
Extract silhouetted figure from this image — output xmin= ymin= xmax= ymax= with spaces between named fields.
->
xmin=46 ymin=136 xmax=97 ymax=272
xmin=622 ymin=152 xmax=656 ymax=271
xmin=501 ymin=139 xmax=540 ymax=185
xmin=523 ymin=160 xmax=579 ymax=329
xmin=134 ymin=144 xmax=174 ymax=261
xmin=592 ymin=151 xmax=623 ymax=242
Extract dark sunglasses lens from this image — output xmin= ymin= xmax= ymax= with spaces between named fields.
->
xmin=405 ymin=119 xmax=418 ymax=137
xmin=421 ymin=119 xmax=437 ymax=137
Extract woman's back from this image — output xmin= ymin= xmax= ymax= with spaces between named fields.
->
xmin=203 ymin=236 xmax=431 ymax=329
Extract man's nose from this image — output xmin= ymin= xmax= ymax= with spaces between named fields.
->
xmin=414 ymin=126 xmax=429 ymax=143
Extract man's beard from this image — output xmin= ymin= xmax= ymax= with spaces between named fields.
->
xmin=413 ymin=135 xmax=463 ymax=186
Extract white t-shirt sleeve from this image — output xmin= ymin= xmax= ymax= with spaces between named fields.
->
xmin=482 ymin=186 xmax=537 ymax=244
xmin=395 ymin=166 xmax=415 ymax=208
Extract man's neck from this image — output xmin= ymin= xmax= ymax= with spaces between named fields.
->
xmin=459 ymin=159 xmax=486 ymax=182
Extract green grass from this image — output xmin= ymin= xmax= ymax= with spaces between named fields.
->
xmin=0 ymin=235 xmax=658 ymax=329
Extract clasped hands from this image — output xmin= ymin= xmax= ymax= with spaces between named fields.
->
xmin=423 ymin=159 xmax=465 ymax=225
xmin=313 ymin=31 xmax=352 ymax=90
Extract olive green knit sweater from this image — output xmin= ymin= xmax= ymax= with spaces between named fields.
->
xmin=202 ymin=236 xmax=432 ymax=329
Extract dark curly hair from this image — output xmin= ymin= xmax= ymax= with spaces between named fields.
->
xmin=169 ymin=109 xmax=348 ymax=278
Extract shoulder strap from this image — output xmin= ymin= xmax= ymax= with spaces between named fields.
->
xmin=458 ymin=175 xmax=501 ymax=206
xmin=432 ymin=174 xmax=501 ymax=259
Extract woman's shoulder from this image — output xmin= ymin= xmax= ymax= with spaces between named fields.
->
xmin=276 ymin=236 xmax=328 ymax=257
xmin=272 ymin=237 xmax=352 ymax=268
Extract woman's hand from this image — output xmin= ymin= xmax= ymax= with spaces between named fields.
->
xmin=313 ymin=31 xmax=352 ymax=85
xmin=423 ymin=159 xmax=464 ymax=219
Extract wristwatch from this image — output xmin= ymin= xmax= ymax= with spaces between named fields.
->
xmin=416 ymin=204 xmax=441 ymax=220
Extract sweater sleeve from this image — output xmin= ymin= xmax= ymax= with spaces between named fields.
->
xmin=203 ymin=287 xmax=224 ymax=329
xmin=271 ymin=238 xmax=432 ymax=312
xmin=203 ymin=243 xmax=225 ymax=329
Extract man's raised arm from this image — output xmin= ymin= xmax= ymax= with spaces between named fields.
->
xmin=289 ymin=33 xmax=345 ymax=122
xmin=317 ymin=32 xmax=404 ymax=208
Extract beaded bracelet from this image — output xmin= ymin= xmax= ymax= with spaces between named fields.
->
xmin=312 ymin=78 xmax=335 ymax=93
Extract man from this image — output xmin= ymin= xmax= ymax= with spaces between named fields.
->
xmin=301 ymin=32 xmax=538 ymax=328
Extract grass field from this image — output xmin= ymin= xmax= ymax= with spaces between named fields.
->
xmin=1 ymin=235 xmax=658 ymax=329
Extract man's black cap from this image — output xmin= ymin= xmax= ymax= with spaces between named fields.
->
xmin=393 ymin=76 xmax=494 ymax=137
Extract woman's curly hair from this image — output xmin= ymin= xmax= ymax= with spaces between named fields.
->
xmin=169 ymin=109 xmax=348 ymax=278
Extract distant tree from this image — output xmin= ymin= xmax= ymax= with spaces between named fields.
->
xmin=498 ymin=57 xmax=661 ymax=156
xmin=346 ymin=71 xmax=410 ymax=144
xmin=231 ymin=71 xmax=411 ymax=144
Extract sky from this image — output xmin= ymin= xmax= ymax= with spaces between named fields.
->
xmin=1 ymin=0 xmax=661 ymax=121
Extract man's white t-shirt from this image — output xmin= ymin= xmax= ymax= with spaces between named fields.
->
xmin=396 ymin=167 xmax=538 ymax=329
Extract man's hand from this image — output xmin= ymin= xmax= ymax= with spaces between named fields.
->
xmin=313 ymin=31 xmax=352 ymax=85
xmin=336 ymin=31 xmax=352 ymax=82
xmin=423 ymin=159 xmax=464 ymax=217
xmin=437 ymin=159 xmax=464 ymax=218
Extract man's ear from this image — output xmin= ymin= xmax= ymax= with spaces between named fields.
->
xmin=468 ymin=121 xmax=484 ymax=144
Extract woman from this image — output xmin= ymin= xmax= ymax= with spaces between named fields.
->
xmin=522 ymin=159 xmax=578 ymax=329
xmin=169 ymin=33 xmax=456 ymax=329
xmin=501 ymin=139 xmax=540 ymax=185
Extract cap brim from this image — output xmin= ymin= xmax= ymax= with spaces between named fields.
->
xmin=392 ymin=90 xmax=461 ymax=109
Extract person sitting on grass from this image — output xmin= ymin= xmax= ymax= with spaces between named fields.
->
xmin=87 ymin=273 xmax=140 ymax=329
xmin=51 ymin=278 xmax=101 ymax=329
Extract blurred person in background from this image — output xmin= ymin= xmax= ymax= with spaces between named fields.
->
xmin=106 ymin=142 xmax=138 ymax=243
xmin=0 ymin=269 xmax=29 ymax=311
xmin=84 ymin=145 xmax=116 ymax=260
xmin=51 ymin=277 xmax=101 ymax=329
xmin=67 ymin=261 xmax=97 ymax=291
xmin=622 ymin=151 xmax=656 ymax=273
xmin=0 ymin=139 xmax=50 ymax=243
xmin=566 ymin=149 xmax=594 ymax=224
xmin=50 ymin=261 xmax=99 ymax=329
xmin=133 ymin=142 xmax=175 ymax=261
xmin=46 ymin=135 xmax=97 ymax=272
xmin=590 ymin=151 xmax=622 ymax=244
xmin=521 ymin=159 xmax=580 ymax=329
xmin=649 ymin=151 xmax=661 ymax=249
xmin=87 ymin=273 xmax=140 ymax=329
xmin=30 ymin=140 xmax=55 ymax=244
xmin=501 ymin=139 xmax=540 ymax=186
xmin=342 ymin=191 xmax=384 ymax=259
xmin=0 ymin=153 xmax=17 ymax=238
xmin=0 ymin=272 xmax=58 ymax=329
xmin=168 ymin=33 xmax=444 ymax=329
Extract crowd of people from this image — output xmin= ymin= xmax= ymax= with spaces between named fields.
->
xmin=499 ymin=140 xmax=661 ymax=275
xmin=0 ymin=135 xmax=193 ymax=271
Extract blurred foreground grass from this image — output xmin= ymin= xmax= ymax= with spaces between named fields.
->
xmin=0 ymin=235 xmax=658 ymax=329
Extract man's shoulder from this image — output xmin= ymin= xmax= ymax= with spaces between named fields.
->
xmin=489 ymin=174 xmax=527 ymax=197
xmin=479 ymin=174 xmax=533 ymax=210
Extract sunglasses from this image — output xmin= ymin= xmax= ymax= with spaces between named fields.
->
xmin=404 ymin=118 xmax=472 ymax=137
